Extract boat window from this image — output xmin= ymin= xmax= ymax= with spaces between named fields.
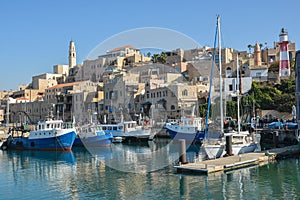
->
xmin=119 ymin=126 xmax=123 ymax=130
xmin=108 ymin=127 xmax=112 ymax=130
xmin=113 ymin=127 xmax=117 ymax=130
xmin=47 ymin=124 xmax=50 ymax=129
xmin=102 ymin=127 xmax=107 ymax=130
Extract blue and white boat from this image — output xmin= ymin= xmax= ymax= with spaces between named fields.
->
xmin=7 ymin=120 xmax=76 ymax=151
xmin=100 ymin=121 xmax=151 ymax=142
xmin=165 ymin=116 xmax=205 ymax=143
xmin=74 ymin=123 xmax=113 ymax=147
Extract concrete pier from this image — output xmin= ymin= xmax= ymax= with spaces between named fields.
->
xmin=174 ymin=145 xmax=300 ymax=174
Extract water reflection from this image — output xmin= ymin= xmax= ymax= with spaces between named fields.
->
xmin=0 ymin=142 xmax=299 ymax=199
xmin=174 ymin=159 xmax=300 ymax=200
xmin=85 ymin=139 xmax=206 ymax=173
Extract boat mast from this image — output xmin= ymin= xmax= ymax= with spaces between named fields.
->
xmin=236 ymin=54 xmax=241 ymax=134
xmin=217 ymin=16 xmax=224 ymax=133
xmin=204 ymin=15 xmax=219 ymax=136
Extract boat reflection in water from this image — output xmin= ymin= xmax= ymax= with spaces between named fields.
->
xmin=85 ymin=138 xmax=206 ymax=173
xmin=5 ymin=149 xmax=76 ymax=166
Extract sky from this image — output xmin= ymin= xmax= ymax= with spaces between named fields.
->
xmin=1 ymin=0 xmax=300 ymax=91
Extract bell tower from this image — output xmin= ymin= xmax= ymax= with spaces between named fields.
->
xmin=254 ymin=42 xmax=262 ymax=66
xmin=69 ymin=40 xmax=76 ymax=68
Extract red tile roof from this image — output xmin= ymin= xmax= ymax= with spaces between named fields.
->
xmin=48 ymin=82 xmax=81 ymax=89
xmin=108 ymin=45 xmax=135 ymax=53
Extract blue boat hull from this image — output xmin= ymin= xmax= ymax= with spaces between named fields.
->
xmin=8 ymin=131 xmax=76 ymax=151
xmin=74 ymin=134 xmax=113 ymax=147
xmin=167 ymin=129 xmax=205 ymax=143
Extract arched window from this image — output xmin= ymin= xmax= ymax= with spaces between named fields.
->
xmin=171 ymin=105 xmax=175 ymax=110
xmin=226 ymin=67 xmax=232 ymax=77
xmin=182 ymin=89 xmax=188 ymax=96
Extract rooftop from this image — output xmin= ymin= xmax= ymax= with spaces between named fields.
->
xmin=108 ymin=45 xmax=135 ymax=53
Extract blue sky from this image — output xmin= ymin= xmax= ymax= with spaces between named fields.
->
xmin=1 ymin=0 xmax=300 ymax=90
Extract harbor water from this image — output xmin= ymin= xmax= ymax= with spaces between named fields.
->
xmin=0 ymin=139 xmax=300 ymax=199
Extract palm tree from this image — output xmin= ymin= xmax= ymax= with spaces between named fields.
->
xmin=151 ymin=54 xmax=159 ymax=63
xmin=247 ymin=44 xmax=253 ymax=53
xmin=159 ymin=52 xmax=167 ymax=64
xmin=147 ymin=52 xmax=151 ymax=58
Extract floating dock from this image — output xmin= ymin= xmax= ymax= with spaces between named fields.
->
xmin=174 ymin=145 xmax=300 ymax=174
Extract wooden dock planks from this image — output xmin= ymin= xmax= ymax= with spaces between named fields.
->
xmin=174 ymin=145 xmax=300 ymax=174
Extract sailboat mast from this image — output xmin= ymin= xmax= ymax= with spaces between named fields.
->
xmin=217 ymin=16 xmax=224 ymax=132
xmin=204 ymin=16 xmax=218 ymax=136
xmin=237 ymin=54 xmax=241 ymax=133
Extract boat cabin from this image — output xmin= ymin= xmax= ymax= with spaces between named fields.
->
xmin=82 ymin=124 xmax=103 ymax=133
xmin=101 ymin=121 xmax=137 ymax=133
xmin=36 ymin=120 xmax=73 ymax=130
xmin=180 ymin=116 xmax=202 ymax=130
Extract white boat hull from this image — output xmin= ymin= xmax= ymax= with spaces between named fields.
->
xmin=204 ymin=142 xmax=257 ymax=159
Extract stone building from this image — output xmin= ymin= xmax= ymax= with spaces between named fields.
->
xmin=75 ymin=45 xmax=150 ymax=82
xmin=141 ymin=82 xmax=198 ymax=120
xmin=44 ymin=80 xmax=97 ymax=122
xmin=102 ymin=72 xmax=140 ymax=123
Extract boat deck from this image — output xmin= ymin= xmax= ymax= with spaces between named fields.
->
xmin=174 ymin=145 xmax=300 ymax=174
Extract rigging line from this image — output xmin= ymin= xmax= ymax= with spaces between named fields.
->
xmin=55 ymin=132 xmax=67 ymax=151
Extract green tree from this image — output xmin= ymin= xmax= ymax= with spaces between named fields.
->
xmin=247 ymin=44 xmax=253 ymax=53
xmin=199 ymin=103 xmax=208 ymax=118
xmin=151 ymin=54 xmax=159 ymax=63
xmin=248 ymin=79 xmax=295 ymax=113
xmin=159 ymin=52 xmax=167 ymax=64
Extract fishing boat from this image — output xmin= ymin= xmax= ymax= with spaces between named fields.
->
xmin=165 ymin=115 xmax=205 ymax=143
xmin=100 ymin=121 xmax=151 ymax=142
xmin=202 ymin=16 xmax=257 ymax=159
xmin=6 ymin=120 xmax=76 ymax=151
xmin=74 ymin=123 xmax=113 ymax=147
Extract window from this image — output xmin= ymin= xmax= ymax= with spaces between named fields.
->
xmin=171 ymin=105 xmax=175 ymax=110
xmin=256 ymin=72 xmax=262 ymax=77
xmin=182 ymin=89 xmax=188 ymax=96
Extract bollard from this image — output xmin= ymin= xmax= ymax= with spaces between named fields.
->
xmin=273 ymin=131 xmax=278 ymax=148
xmin=178 ymin=139 xmax=187 ymax=164
xmin=225 ymin=135 xmax=233 ymax=156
